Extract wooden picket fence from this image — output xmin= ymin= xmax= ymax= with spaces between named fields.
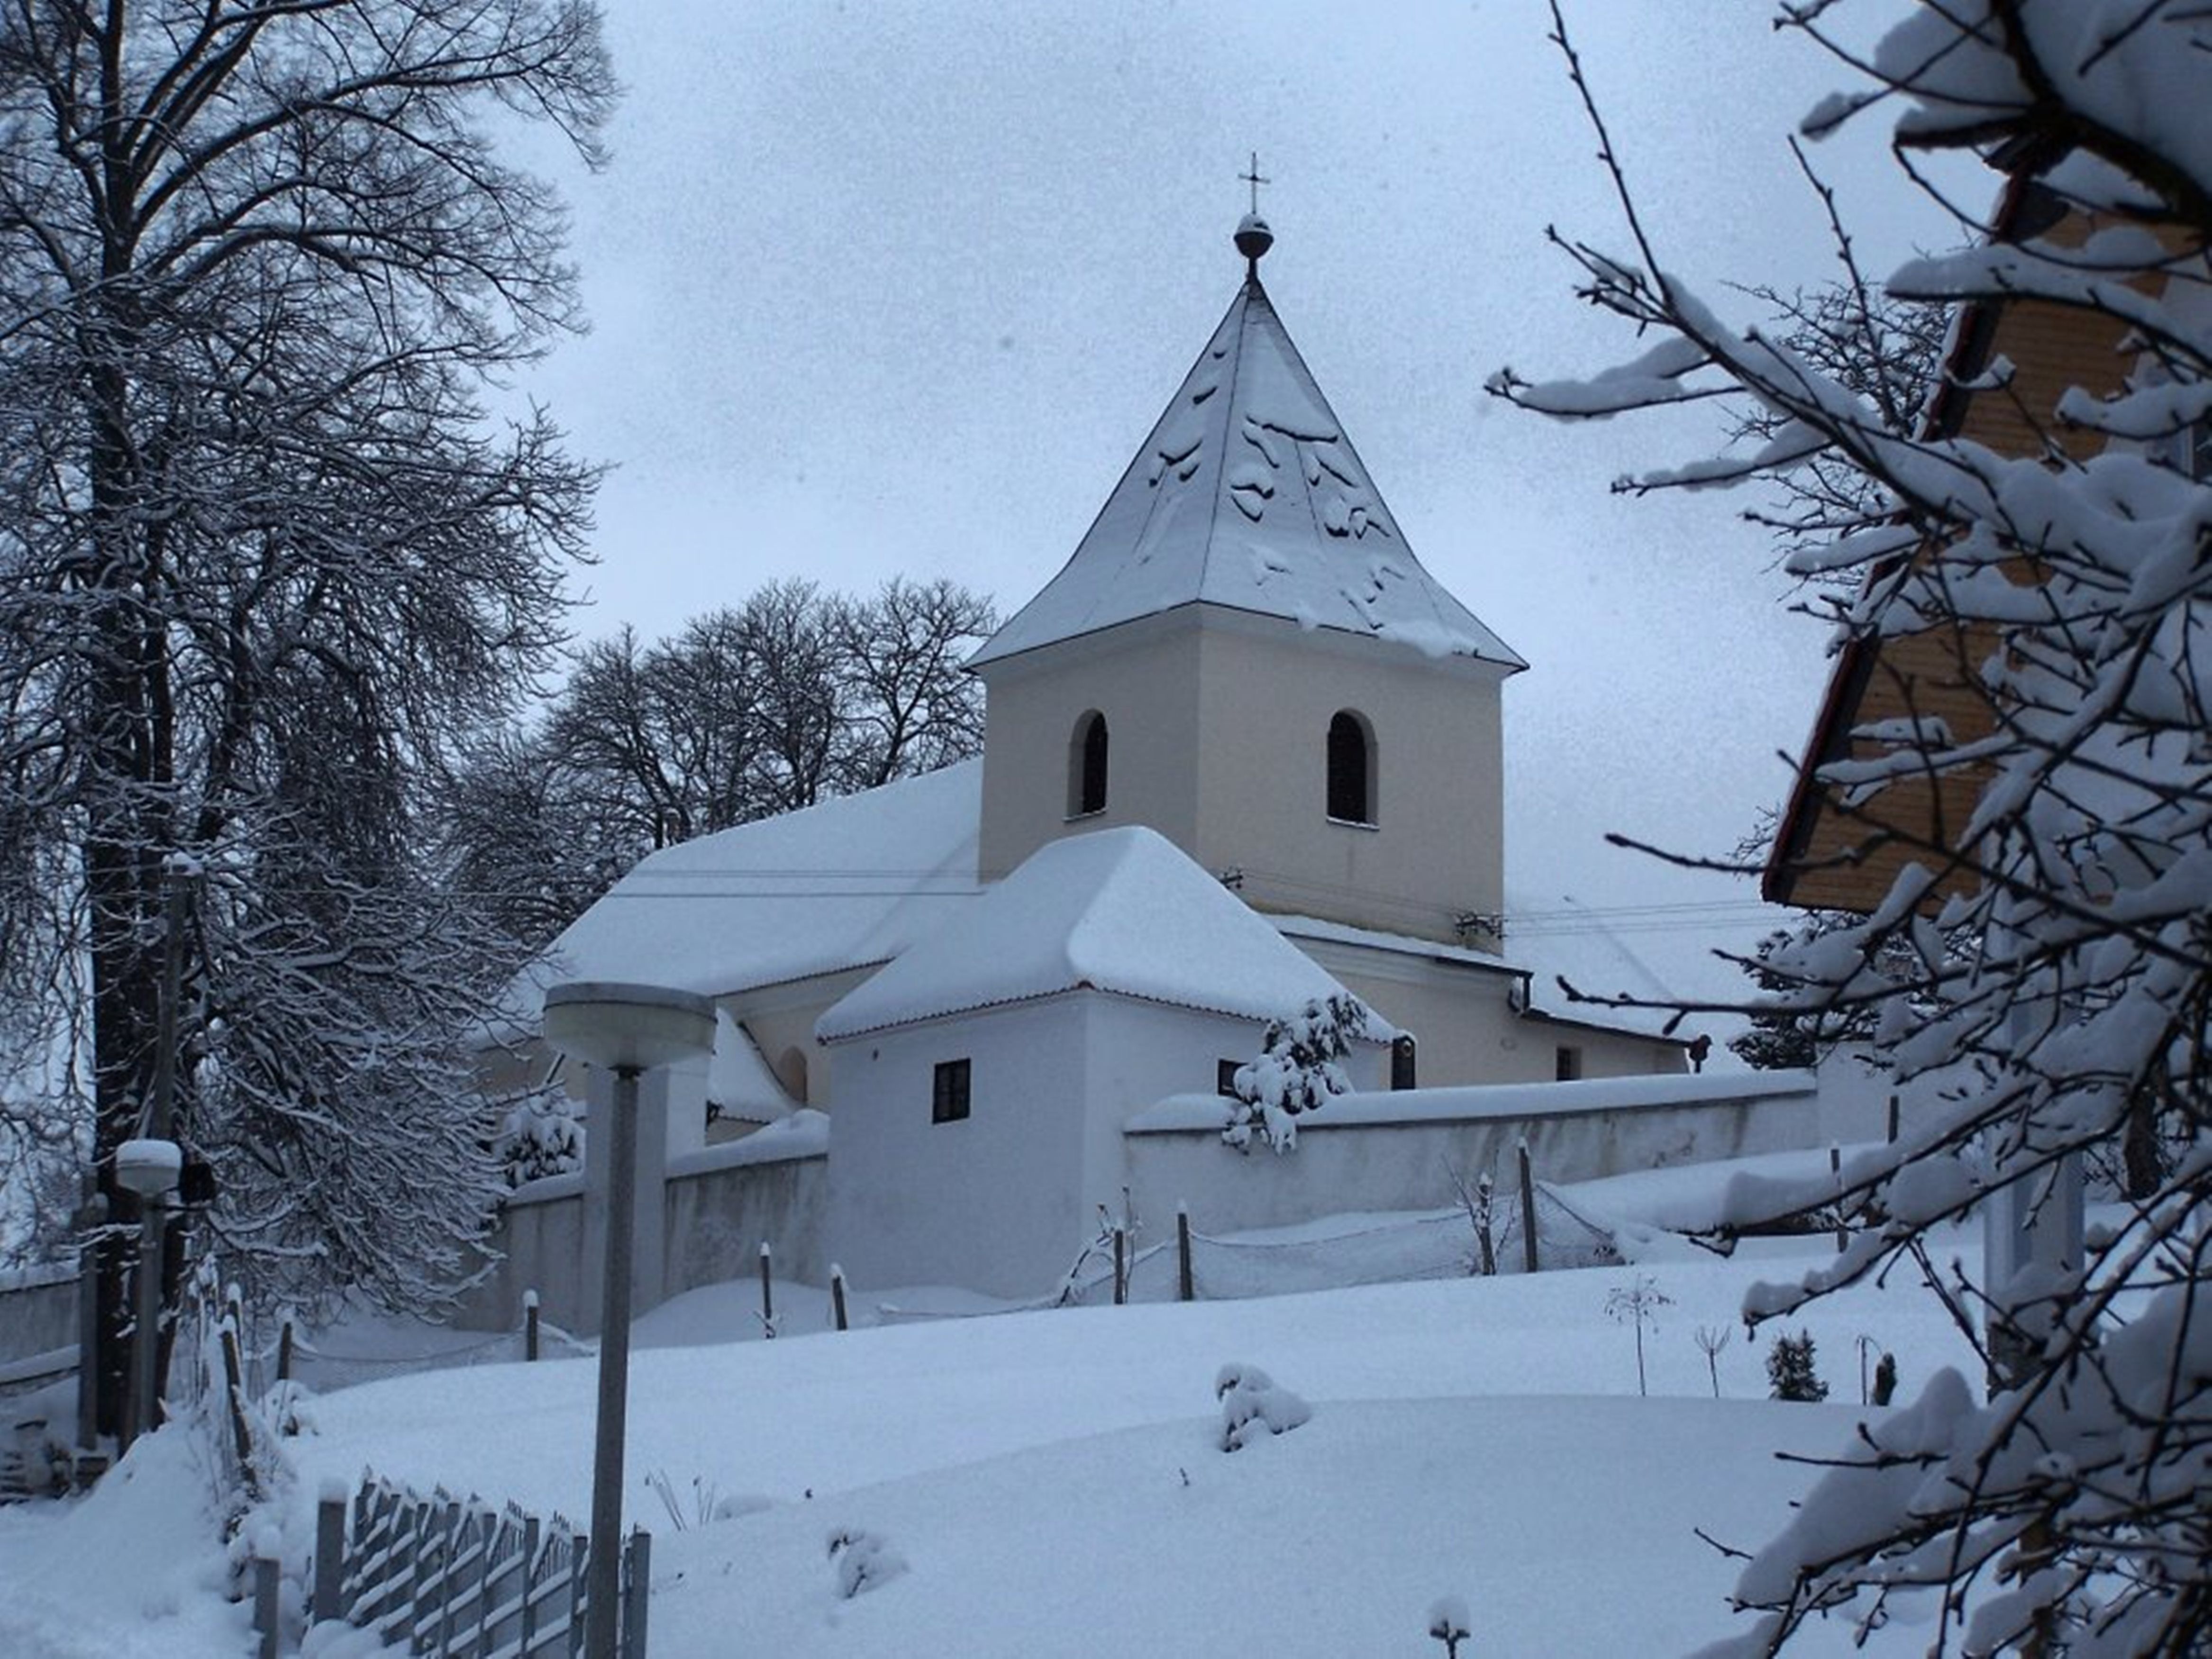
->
xmin=280 ymin=1471 xmax=648 ymax=1658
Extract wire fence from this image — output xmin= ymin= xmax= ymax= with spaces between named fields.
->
xmin=877 ymin=1181 xmax=1622 ymax=1322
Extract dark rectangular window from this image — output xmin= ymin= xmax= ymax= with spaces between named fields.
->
xmin=1555 ymin=1045 xmax=1583 ymax=1082
xmin=931 ymin=1058 xmax=971 ymax=1124
xmin=1217 ymin=1058 xmax=1242 ymax=1098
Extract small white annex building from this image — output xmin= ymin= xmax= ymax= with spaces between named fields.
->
xmin=819 ymin=826 xmax=1392 ymax=1297
xmin=507 ymin=219 xmax=1719 ymax=1310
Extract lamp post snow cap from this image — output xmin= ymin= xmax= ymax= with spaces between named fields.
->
xmin=542 ymin=981 xmax=715 ymax=1073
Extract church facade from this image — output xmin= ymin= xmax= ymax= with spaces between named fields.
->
xmin=514 ymin=219 xmax=1693 ymax=1301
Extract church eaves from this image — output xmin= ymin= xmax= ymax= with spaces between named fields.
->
xmin=969 ymin=223 xmax=1526 ymax=673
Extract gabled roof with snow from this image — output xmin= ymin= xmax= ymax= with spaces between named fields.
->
xmin=968 ymin=235 xmax=1524 ymax=673
xmin=817 ymin=825 xmax=1391 ymax=1041
xmin=522 ymin=761 xmax=983 ymax=1007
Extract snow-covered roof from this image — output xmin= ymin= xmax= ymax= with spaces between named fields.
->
xmin=707 ymin=1009 xmax=796 ymax=1125
xmin=817 ymin=825 xmax=1390 ymax=1041
xmin=522 ymin=761 xmax=983 ymax=1008
xmin=969 ymin=240 xmax=1524 ymax=673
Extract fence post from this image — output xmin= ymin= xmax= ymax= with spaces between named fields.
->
xmin=620 ymin=1529 xmax=651 ymax=1659
xmin=1517 ymin=1141 xmax=1539 ymax=1274
xmin=254 ymin=1531 xmax=281 ymax=1659
xmin=829 ymin=1266 xmax=849 ymax=1332
xmin=276 ymin=1319 xmax=295 ymax=1385
xmin=406 ymin=1497 xmax=436 ymax=1652
xmin=314 ymin=1482 xmax=346 ymax=1626
xmin=569 ymin=1526 xmax=589 ymax=1656
xmin=436 ymin=1497 xmax=465 ymax=1654
xmin=1830 ymin=1146 xmax=1848 ymax=1252
xmin=1886 ymin=1093 xmax=1900 ymax=1144
xmin=518 ymin=1514 xmax=542 ymax=1658
xmin=1476 ymin=1174 xmax=1497 ymax=1279
xmin=220 ymin=1320 xmax=256 ymax=1495
xmin=1112 ymin=1226 xmax=1126 ymax=1305
xmin=1175 ymin=1204 xmax=1194 ymax=1303
xmin=757 ymin=1242 xmax=774 ymax=1338
xmin=525 ymin=1290 xmax=541 ymax=1363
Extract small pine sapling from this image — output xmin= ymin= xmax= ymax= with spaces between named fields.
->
xmin=1603 ymin=1275 xmax=1674 ymax=1397
xmin=1427 ymin=1595 xmax=1472 ymax=1657
xmin=1215 ymin=1362 xmax=1312 ymax=1452
xmin=1444 ymin=1158 xmax=1498 ymax=1276
xmin=1766 ymin=1330 xmax=1829 ymax=1403
xmin=1692 ymin=1323 xmax=1732 ymax=1398
xmin=827 ymin=1526 xmax=906 ymax=1598
xmin=1222 ymin=994 xmax=1372 ymax=1153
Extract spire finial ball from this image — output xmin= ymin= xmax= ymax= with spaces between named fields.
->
xmin=1234 ymin=212 xmax=1273 ymax=266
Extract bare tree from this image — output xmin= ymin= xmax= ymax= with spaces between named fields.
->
xmin=0 ymin=0 xmax=614 ymax=1432
xmin=836 ymin=577 xmax=997 ymax=789
xmin=1693 ymin=1323 xmax=1733 ymax=1399
xmin=1492 ymin=3 xmax=2211 ymax=1650
xmin=442 ymin=577 xmax=996 ymax=948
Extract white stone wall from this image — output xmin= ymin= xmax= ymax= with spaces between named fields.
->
xmin=1124 ymin=1074 xmax=1821 ymax=1237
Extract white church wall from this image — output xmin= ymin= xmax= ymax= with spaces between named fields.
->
xmin=825 ymin=998 xmax=1098 ymax=1298
xmin=1192 ymin=616 xmax=1507 ymax=945
xmin=1081 ymin=993 xmax=1390 ymax=1214
xmin=1123 ymin=1071 xmax=1820 ymax=1236
xmin=1314 ymin=954 xmax=1685 ymax=1090
xmin=823 ymin=990 xmax=1382 ymax=1299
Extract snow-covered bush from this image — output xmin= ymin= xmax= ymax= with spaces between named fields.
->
xmin=494 ymin=1086 xmax=583 ymax=1185
xmin=1494 ymin=7 xmax=2212 ymax=1647
xmin=1764 ymin=1331 xmax=1827 ymax=1405
xmin=1214 ymin=1361 xmax=1312 ymax=1452
xmin=1222 ymin=994 xmax=1370 ymax=1153
xmin=826 ymin=1526 xmax=906 ymax=1598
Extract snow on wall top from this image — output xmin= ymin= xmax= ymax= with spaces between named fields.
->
xmin=816 ymin=825 xmax=1391 ymax=1041
xmin=518 ymin=761 xmax=983 ymax=1012
xmin=969 ymin=271 xmax=1525 ymax=672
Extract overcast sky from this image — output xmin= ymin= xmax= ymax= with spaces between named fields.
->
xmin=505 ymin=1 xmax=1973 ymax=1023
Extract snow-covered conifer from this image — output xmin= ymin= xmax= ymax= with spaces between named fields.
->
xmin=1764 ymin=1331 xmax=1828 ymax=1405
xmin=1222 ymin=994 xmax=1370 ymax=1152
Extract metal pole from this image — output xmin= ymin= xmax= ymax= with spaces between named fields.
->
xmin=75 ymin=1181 xmax=106 ymax=1453
xmin=586 ymin=1063 xmax=642 ymax=1659
xmin=127 ymin=864 xmax=190 ymax=1448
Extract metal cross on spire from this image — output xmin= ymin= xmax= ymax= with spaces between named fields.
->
xmin=1240 ymin=152 xmax=1270 ymax=214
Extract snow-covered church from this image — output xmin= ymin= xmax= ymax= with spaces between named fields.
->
xmin=493 ymin=217 xmax=1732 ymax=1313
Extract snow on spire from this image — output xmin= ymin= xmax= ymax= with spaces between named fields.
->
xmin=970 ymin=230 xmax=1523 ymax=673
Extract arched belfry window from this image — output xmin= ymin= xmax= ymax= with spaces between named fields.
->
xmin=1067 ymin=710 xmax=1109 ymax=818
xmin=1327 ymin=710 xmax=1375 ymax=825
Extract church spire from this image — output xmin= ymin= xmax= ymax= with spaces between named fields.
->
xmin=969 ymin=221 xmax=1523 ymax=675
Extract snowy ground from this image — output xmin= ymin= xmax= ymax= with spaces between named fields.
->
xmin=0 ymin=1163 xmax=1989 ymax=1657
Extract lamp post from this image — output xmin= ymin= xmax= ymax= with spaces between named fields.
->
xmin=114 ymin=1136 xmax=182 ymax=1449
xmin=541 ymin=982 xmax=714 ymax=1659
